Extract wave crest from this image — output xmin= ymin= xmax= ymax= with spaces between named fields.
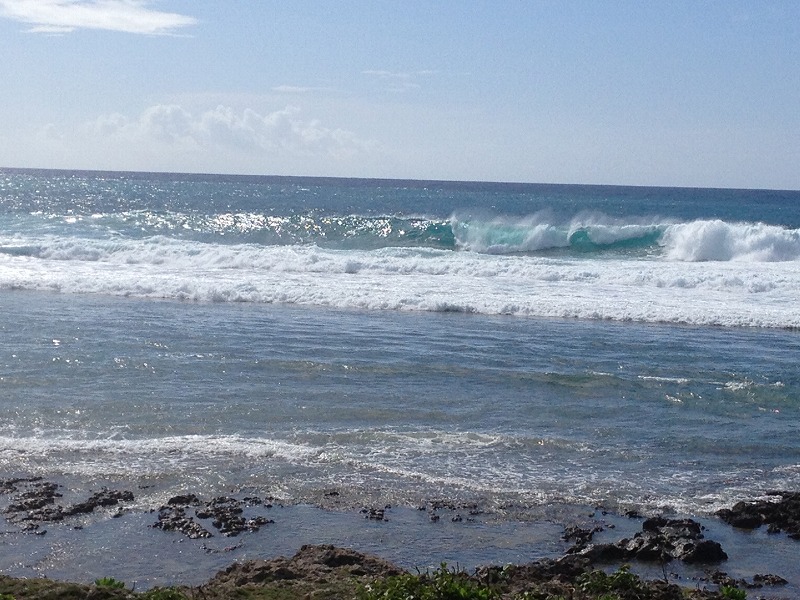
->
xmin=451 ymin=213 xmax=665 ymax=255
xmin=661 ymin=220 xmax=800 ymax=262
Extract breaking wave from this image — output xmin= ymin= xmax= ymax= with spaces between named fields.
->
xmin=452 ymin=215 xmax=800 ymax=261
xmin=4 ymin=210 xmax=800 ymax=262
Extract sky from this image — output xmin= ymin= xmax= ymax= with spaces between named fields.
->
xmin=0 ymin=1 xmax=798 ymax=189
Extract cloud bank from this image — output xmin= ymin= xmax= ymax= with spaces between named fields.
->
xmin=0 ymin=0 xmax=196 ymax=34
xmin=87 ymin=104 xmax=373 ymax=159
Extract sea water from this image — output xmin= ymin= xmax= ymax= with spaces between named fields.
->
xmin=1 ymin=170 xmax=799 ymax=585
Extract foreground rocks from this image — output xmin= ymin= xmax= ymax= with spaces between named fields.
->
xmin=0 ymin=544 xmax=778 ymax=600
xmin=0 ymin=481 xmax=797 ymax=598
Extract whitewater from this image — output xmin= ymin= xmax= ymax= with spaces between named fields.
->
xmin=1 ymin=174 xmax=800 ymax=329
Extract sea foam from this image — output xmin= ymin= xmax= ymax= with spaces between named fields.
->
xmin=661 ymin=220 xmax=800 ymax=262
xmin=1 ymin=233 xmax=799 ymax=327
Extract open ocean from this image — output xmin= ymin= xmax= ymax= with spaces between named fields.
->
xmin=1 ymin=169 xmax=799 ymax=587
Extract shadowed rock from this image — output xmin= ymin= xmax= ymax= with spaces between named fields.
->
xmin=716 ymin=491 xmax=800 ymax=539
xmin=569 ymin=516 xmax=727 ymax=565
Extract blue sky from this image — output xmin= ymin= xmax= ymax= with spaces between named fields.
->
xmin=0 ymin=1 xmax=798 ymax=189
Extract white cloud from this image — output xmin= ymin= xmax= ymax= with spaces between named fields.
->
xmin=362 ymin=69 xmax=437 ymax=92
xmin=272 ymin=85 xmax=336 ymax=94
xmin=86 ymin=104 xmax=374 ymax=159
xmin=0 ymin=0 xmax=196 ymax=34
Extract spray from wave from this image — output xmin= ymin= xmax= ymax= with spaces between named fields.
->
xmin=660 ymin=219 xmax=800 ymax=262
xmin=3 ymin=210 xmax=800 ymax=263
xmin=450 ymin=212 xmax=666 ymax=255
xmin=451 ymin=213 xmax=800 ymax=262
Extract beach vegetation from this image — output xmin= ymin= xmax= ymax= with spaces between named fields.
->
xmin=360 ymin=563 xmax=498 ymax=600
xmin=576 ymin=565 xmax=643 ymax=596
xmin=139 ymin=587 xmax=189 ymax=600
xmin=94 ymin=577 xmax=126 ymax=589
xmin=719 ymin=586 xmax=746 ymax=600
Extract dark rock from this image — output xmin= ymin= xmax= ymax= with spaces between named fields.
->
xmin=168 ymin=493 xmax=201 ymax=506
xmin=752 ymin=573 xmax=788 ymax=586
xmin=4 ymin=481 xmax=134 ymax=528
xmin=154 ymin=494 xmax=275 ymax=539
xmin=562 ymin=525 xmax=601 ymax=546
xmin=717 ymin=492 xmax=800 ymax=539
xmin=624 ymin=533 xmax=669 ymax=562
xmin=5 ymin=481 xmax=61 ymax=513
xmin=206 ymin=544 xmax=402 ymax=589
xmin=362 ymin=507 xmax=387 ymax=521
xmin=679 ymin=539 xmax=728 ymax=564
xmin=62 ymin=489 xmax=134 ymax=517
xmin=574 ymin=542 xmax=627 ymax=562
xmin=154 ymin=506 xmax=213 ymax=539
xmin=569 ymin=516 xmax=727 ymax=566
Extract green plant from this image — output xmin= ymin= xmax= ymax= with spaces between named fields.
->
xmin=0 ymin=594 xmax=16 ymax=600
xmin=94 ymin=577 xmax=126 ymax=589
xmin=361 ymin=563 xmax=498 ymax=600
xmin=577 ymin=565 xmax=642 ymax=595
xmin=140 ymin=587 xmax=188 ymax=600
xmin=719 ymin=586 xmax=746 ymax=600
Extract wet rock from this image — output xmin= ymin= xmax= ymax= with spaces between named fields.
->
xmin=562 ymin=524 xmax=602 ymax=547
xmin=624 ymin=534 xmax=670 ymax=561
xmin=4 ymin=481 xmax=134 ymax=531
xmin=574 ymin=542 xmax=627 ymax=562
xmin=154 ymin=494 xmax=274 ymax=539
xmin=167 ymin=493 xmax=201 ymax=506
xmin=65 ymin=489 xmax=134 ymax=516
xmin=716 ymin=491 xmax=800 ymax=539
xmin=751 ymin=573 xmax=788 ymax=586
xmin=5 ymin=481 xmax=61 ymax=513
xmin=567 ymin=516 xmax=727 ymax=565
xmin=154 ymin=505 xmax=213 ymax=539
xmin=206 ymin=544 xmax=402 ymax=589
xmin=361 ymin=506 xmax=388 ymax=521
xmin=679 ymin=539 xmax=728 ymax=564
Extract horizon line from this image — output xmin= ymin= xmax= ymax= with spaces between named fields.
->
xmin=1 ymin=166 xmax=797 ymax=194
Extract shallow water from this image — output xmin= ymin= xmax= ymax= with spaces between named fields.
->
xmin=2 ymin=291 xmax=799 ymax=518
xmin=1 ymin=490 xmax=798 ymax=598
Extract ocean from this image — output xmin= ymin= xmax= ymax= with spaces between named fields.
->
xmin=1 ymin=169 xmax=799 ymax=588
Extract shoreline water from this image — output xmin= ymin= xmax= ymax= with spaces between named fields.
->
xmin=1 ymin=476 xmax=798 ymax=598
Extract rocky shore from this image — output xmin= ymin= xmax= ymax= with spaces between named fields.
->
xmin=1 ymin=477 xmax=798 ymax=599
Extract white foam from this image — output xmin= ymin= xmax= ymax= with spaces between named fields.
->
xmin=2 ymin=234 xmax=800 ymax=328
xmin=661 ymin=220 xmax=800 ymax=262
xmin=0 ymin=434 xmax=320 ymax=476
